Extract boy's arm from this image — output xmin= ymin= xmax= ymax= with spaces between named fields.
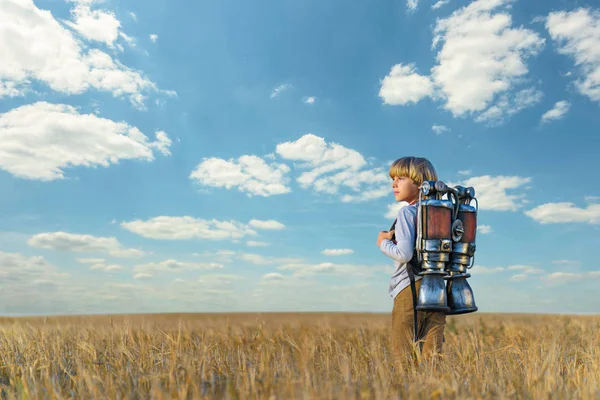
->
xmin=379 ymin=207 xmax=416 ymax=263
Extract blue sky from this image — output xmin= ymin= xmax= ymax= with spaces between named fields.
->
xmin=1 ymin=0 xmax=599 ymax=316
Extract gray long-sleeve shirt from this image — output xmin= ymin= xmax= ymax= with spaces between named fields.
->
xmin=379 ymin=203 xmax=421 ymax=299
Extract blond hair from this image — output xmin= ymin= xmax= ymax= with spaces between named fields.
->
xmin=388 ymin=156 xmax=438 ymax=187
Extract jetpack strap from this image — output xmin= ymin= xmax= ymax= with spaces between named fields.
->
xmin=407 ymin=262 xmax=418 ymax=344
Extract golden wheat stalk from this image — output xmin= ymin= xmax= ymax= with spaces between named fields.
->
xmin=0 ymin=313 xmax=598 ymax=399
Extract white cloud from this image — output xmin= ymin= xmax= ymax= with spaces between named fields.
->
xmin=552 ymin=259 xmax=579 ymax=265
xmin=89 ymin=263 xmax=122 ymax=271
xmin=542 ymin=271 xmax=600 ymax=283
xmin=432 ymin=0 xmax=450 ymax=10
xmin=341 ymin=188 xmax=390 ymax=203
xmin=262 ymin=272 xmax=284 ymax=281
xmin=77 ymin=258 xmax=105 ymax=264
xmin=192 ymin=250 xmax=236 ymax=263
xmin=246 ymin=241 xmax=270 ymax=247
xmin=0 ymin=81 xmax=24 ymax=97
xmin=108 ymin=283 xmax=136 ymax=289
xmin=458 ymin=169 xmax=472 ymax=176
xmin=0 ymin=0 xmax=161 ymax=108
xmin=0 ymin=251 xmax=69 ymax=286
xmin=473 ymin=264 xmax=542 ymax=277
xmin=510 ymin=273 xmax=528 ymax=281
xmin=524 ymin=201 xmax=600 ymax=224
xmin=473 ymin=87 xmax=543 ymax=126
xmin=451 ymin=175 xmax=532 ymax=211
xmin=121 ymin=216 xmax=261 ymax=240
xmin=540 ymin=100 xmax=570 ymax=123
xmin=193 ymin=249 xmax=303 ymax=267
xmin=331 ymin=283 xmax=370 ymax=291
xmin=477 ymin=224 xmax=493 ymax=234
xmin=432 ymin=124 xmax=450 ymax=135
xmin=276 ymin=133 xmax=364 ymax=169
xmin=193 ymin=133 xmax=392 ymax=203
xmin=507 ymin=265 xmax=544 ymax=274
xmin=271 ymin=84 xmax=292 ymax=98
xmin=238 ymin=253 xmax=304 ymax=266
xmin=321 ymin=248 xmax=354 ymax=256
xmin=119 ymin=32 xmax=135 ymax=48
xmin=0 ymin=102 xmax=171 ymax=181
xmin=546 ymin=8 xmax=600 ymax=103
xmin=379 ymin=63 xmax=435 ymax=105
xmin=473 ymin=263 xmax=600 ymax=288
xmin=471 ymin=260 xmax=600 ymax=289
xmin=474 ymin=266 xmax=505 ymax=274
xmin=304 ymin=96 xmax=316 ymax=104
xmin=248 ymin=219 xmax=285 ymax=230
xmin=162 ymin=90 xmax=178 ymax=97
xmin=151 ymin=131 xmax=172 ymax=156
xmin=129 ymin=12 xmax=137 ymax=21
xmin=195 ymin=288 xmax=235 ymax=296
xmin=385 ymin=202 xmax=409 ymax=219
xmin=407 ymin=0 xmax=419 ymax=12
xmin=431 ymin=0 xmax=545 ymax=118
xmin=28 ymin=231 xmax=144 ymax=258
xmin=197 ymin=274 xmax=241 ymax=286
xmin=278 ymin=261 xmax=382 ymax=278
xmin=149 ymin=34 xmax=158 ymax=42
xmin=0 ymin=251 xmax=249 ymax=314
xmin=133 ymin=259 xmax=224 ymax=275
xmin=64 ymin=1 xmax=121 ymax=46
xmin=189 ymin=155 xmax=291 ymax=197
xmin=382 ymin=0 xmax=545 ymax=125
xmin=276 ymin=133 xmax=389 ymax=202
xmin=544 ymin=272 xmax=581 ymax=281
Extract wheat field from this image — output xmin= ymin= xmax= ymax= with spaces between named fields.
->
xmin=0 ymin=312 xmax=598 ymax=399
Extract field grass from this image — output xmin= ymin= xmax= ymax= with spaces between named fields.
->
xmin=0 ymin=312 xmax=598 ymax=399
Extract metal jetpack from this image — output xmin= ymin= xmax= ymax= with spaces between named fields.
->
xmin=444 ymin=185 xmax=478 ymax=315
xmin=414 ymin=180 xmax=454 ymax=313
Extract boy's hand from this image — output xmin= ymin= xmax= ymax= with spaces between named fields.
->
xmin=377 ymin=230 xmax=395 ymax=247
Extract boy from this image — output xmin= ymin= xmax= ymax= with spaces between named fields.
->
xmin=376 ymin=156 xmax=446 ymax=365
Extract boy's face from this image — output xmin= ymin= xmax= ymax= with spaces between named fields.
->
xmin=391 ymin=175 xmax=420 ymax=204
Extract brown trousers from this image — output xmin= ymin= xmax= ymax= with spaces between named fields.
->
xmin=391 ymin=279 xmax=446 ymax=364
